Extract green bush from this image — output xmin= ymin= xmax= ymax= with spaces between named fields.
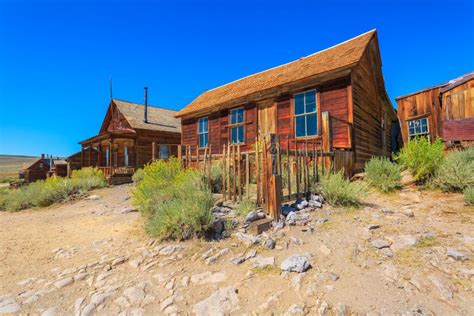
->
xmin=319 ymin=171 xmax=367 ymax=206
xmin=132 ymin=168 xmax=145 ymax=183
xmin=432 ymin=147 xmax=474 ymax=192
xmin=396 ymin=138 xmax=444 ymax=182
xmin=464 ymin=187 xmax=474 ymax=206
xmin=132 ymin=158 xmax=214 ymax=240
xmin=234 ymin=198 xmax=256 ymax=217
xmin=0 ymin=167 xmax=106 ymax=212
xmin=364 ymin=157 xmax=401 ymax=192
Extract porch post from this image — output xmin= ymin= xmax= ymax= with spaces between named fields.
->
xmin=135 ymin=137 xmax=139 ymax=169
xmin=152 ymin=142 xmax=156 ymax=161
xmin=109 ymin=139 xmax=113 ymax=168
xmin=98 ymin=140 xmax=101 ymax=167
xmin=88 ymin=141 xmax=92 ymax=167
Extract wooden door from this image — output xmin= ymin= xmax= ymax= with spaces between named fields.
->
xmin=257 ymin=99 xmax=276 ymax=137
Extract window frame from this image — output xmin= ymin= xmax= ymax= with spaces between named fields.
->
xmin=294 ymin=89 xmax=318 ymax=138
xmin=229 ymin=107 xmax=245 ymax=144
xmin=407 ymin=117 xmax=430 ymax=140
xmin=198 ymin=117 xmax=209 ymax=148
xmin=124 ymin=146 xmax=129 ymax=166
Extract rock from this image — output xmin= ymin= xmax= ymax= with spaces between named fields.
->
xmin=0 ymin=298 xmax=20 ymax=314
xmin=382 ymin=263 xmax=399 ymax=282
xmin=234 ymin=232 xmax=260 ymax=246
xmin=282 ymin=204 xmax=297 ymax=216
xmin=90 ymin=292 xmax=114 ymax=306
xmin=391 ymin=235 xmax=417 ymax=251
xmin=245 ymin=249 xmax=257 ymax=260
xmin=403 ymin=209 xmax=415 ymax=217
xmin=286 ymin=211 xmax=311 ymax=226
xmin=230 ymin=256 xmax=245 ymax=265
xmin=160 ymin=296 xmax=175 ymax=311
xmin=80 ymin=303 xmax=96 ymax=316
xmin=74 ymin=272 xmax=89 ymax=281
xmin=308 ymin=200 xmax=322 ymax=208
xmin=368 ymin=224 xmax=380 ymax=230
xmin=259 ymin=292 xmax=282 ymax=311
xmin=212 ymin=219 xmax=224 ymax=235
xmin=296 ymin=199 xmax=309 ymax=210
xmin=17 ymin=278 xmax=35 ymax=286
xmin=400 ymin=170 xmax=416 ymax=186
xmin=54 ymin=277 xmax=73 ymax=288
xmin=381 ymin=208 xmax=394 ymax=214
xmin=329 ymin=272 xmax=340 ymax=281
xmin=447 ymin=247 xmax=469 ymax=261
xmin=381 ymin=248 xmax=393 ymax=258
xmin=371 ymin=239 xmax=390 ymax=249
xmin=289 ymin=237 xmax=304 ymax=246
xmin=317 ymin=218 xmax=329 ymax=225
xmin=190 ymin=271 xmax=226 ymax=285
xmin=336 ymin=303 xmax=349 ymax=316
xmin=192 ymin=287 xmax=239 ymax=316
xmin=291 ymin=273 xmax=305 ymax=290
xmin=249 ymin=256 xmax=275 ymax=269
xmin=123 ymin=287 xmax=146 ymax=306
xmin=317 ymin=301 xmax=329 ymax=316
xmin=428 ymin=275 xmax=454 ymax=301
xmin=257 ymin=210 xmax=266 ymax=219
xmin=285 ymin=303 xmax=305 ymax=315
xmin=112 ymin=256 xmax=128 ymax=266
xmin=129 ymin=258 xmax=144 ymax=268
xmin=180 ymin=276 xmax=190 ymax=287
xmin=245 ymin=210 xmax=259 ymax=223
xmin=159 ymin=245 xmax=184 ymax=256
xmin=263 ymin=238 xmax=276 ymax=249
xmin=74 ymin=297 xmax=85 ymax=315
xmin=119 ymin=206 xmax=137 ymax=213
xmin=86 ymin=194 xmax=99 ymax=200
xmin=281 ymin=255 xmax=311 ymax=273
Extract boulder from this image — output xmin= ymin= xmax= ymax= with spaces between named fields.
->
xmin=192 ymin=287 xmax=239 ymax=316
xmin=249 ymin=256 xmax=275 ymax=269
xmin=280 ymin=255 xmax=311 ymax=273
xmin=447 ymin=248 xmax=469 ymax=261
xmin=371 ymin=239 xmax=390 ymax=249
xmin=282 ymin=204 xmax=297 ymax=216
xmin=263 ymin=238 xmax=276 ymax=249
xmin=245 ymin=210 xmax=259 ymax=223
xmin=234 ymin=232 xmax=261 ymax=246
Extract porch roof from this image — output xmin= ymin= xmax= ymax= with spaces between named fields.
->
xmin=78 ymin=130 xmax=136 ymax=145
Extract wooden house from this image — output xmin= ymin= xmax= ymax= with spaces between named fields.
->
xmin=19 ymin=155 xmax=67 ymax=183
xmin=79 ymin=98 xmax=181 ymax=184
xmin=396 ymin=71 xmax=474 ymax=148
xmin=176 ymin=30 xmax=398 ymax=173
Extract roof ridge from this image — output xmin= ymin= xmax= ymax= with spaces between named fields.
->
xmin=203 ymin=29 xmax=376 ymax=94
xmin=112 ymin=98 xmax=178 ymax=112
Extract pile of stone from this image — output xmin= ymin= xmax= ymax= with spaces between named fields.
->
xmin=282 ymin=194 xmax=324 ymax=226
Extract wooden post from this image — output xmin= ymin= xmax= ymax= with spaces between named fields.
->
xmin=208 ymin=145 xmax=212 ymax=189
xmin=227 ymin=143 xmax=231 ymax=201
xmin=322 ymin=111 xmax=332 ymax=172
xmin=203 ymin=146 xmax=208 ymax=172
xmin=88 ymin=142 xmax=92 ymax=167
xmin=232 ymin=145 xmax=236 ymax=202
xmin=255 ymin=137 xmax=261 ymax=205
xmin=98 ymin=140 xmax=102 ymax=167
xmin=222 ymin=144 xmax=227 ymax=200
xmin=67 ymin=162 xmax=71 ymax=177
xmin=286 ymin=135 xmax=291 ymax=200
xmin=304 ymin=140 xmax=309 ymax=196
xmin=295 ymin=139 xmax=300 ymax=199
xmin=135 ymin=137 xmax=139 ymax=169
xmin=237 ymin=145 xmax=242 ymax=201
xmin=245 ymin=152 xmax=250 ymax=199
xmin=196 ymin=146 xmax=199 ymax=167
xmin=109 ymin=141 xmax=113 ymax=169
xmin=262 ymin=136 xmax=268 ymax=206
xmin=177 ymin=145 xmax=182 ymax=166
xmin=265 ymin=134 xmax=282 ymax=219
xmin=313 ymin=139 xmax=318 ymax=182
xmin=152 ymin=142 xmax=156 ymax=161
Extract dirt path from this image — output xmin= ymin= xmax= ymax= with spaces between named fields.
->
xmin=0 ymin=184 xmax=473 ymax=315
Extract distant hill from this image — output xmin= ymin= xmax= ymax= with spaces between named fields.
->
xmin=0 ymin=155 xmax=38 ymax=183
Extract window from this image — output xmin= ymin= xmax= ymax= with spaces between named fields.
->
xmin=105 ymin=148 xmax=110 ymax=167
xmin=294 ymin=90 xmax=317 ymax=137
xmin=230 ymin=107 xmax=245 ymax=144
xmin=124 ymin=146 xmax=129 ymax=166
xmin=408 ymin=117 xmax=429 ymax=140
xmin=198 ymin=117 xmax=208 ymax=148
xmin=159 ymin=145 xmax=169 ymax=159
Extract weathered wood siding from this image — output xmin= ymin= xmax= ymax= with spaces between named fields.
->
xmin=441 ymin=79 xmax=474 ymax=120
xmin=396 ymin=87 xmax=442 ymax=144
xmin=351 ymin=35 xmax=397 ymax=171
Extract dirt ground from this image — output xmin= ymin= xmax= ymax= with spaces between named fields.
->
xmin=0 ymin=183 xmax=473 ymax=315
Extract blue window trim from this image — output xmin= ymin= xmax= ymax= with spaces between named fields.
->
xmin=407 ymin=117 xmax=429 ymax=140
xmin=294 ymin=89 xmax=318 ymax=138
xmin=230 ymin=107 xmax=245 ymax=144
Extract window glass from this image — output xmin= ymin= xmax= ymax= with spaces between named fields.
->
xmin=159 ymin=145 xmax=169 ymax=159
xmin=408 ymin=117 xmax=429 ymax=140
xmin=294 ymin=90 xmax=317 ymax=137
xmin=124 ymin=146 xmax=129 ymax=166
xmin=198 ymin=117 xmax=208 ymax=148
xmin=230 ymin=108 xmax=245 ymax=144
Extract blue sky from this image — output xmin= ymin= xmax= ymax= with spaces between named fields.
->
xmin=0 ymin=0 xmax=473 ymax=156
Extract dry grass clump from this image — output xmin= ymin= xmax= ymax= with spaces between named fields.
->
xmin=365 ymin=157 xmax=401 ymax=193
xmin=318 ymin=171 xmax=367 ymax=207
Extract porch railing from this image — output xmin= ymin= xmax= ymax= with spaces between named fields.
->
xmin=99 ymin=166 xmax=135 ymax=177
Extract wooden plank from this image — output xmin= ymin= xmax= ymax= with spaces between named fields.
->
xmin=152 ymin=142 xmax=156 ymax=161
xmin=232 ymin=145 xmax=236 ymax=202
xmin=322 ymin=111 xmax=333 ymax=171
xmin=255 ymin=137 xmax=261 ymax=205
xmin=295 ymin=139 xmax=300 ymax=199
xmin=262 ymin=136 xmax=268 ymax=207
xmin=286 ymin=135 xmax=291 ymax=200
xmin=222 ymin=144 xmax=227 ymax=201
xmin=245 ymin=152 xmax=250 ymax=199
xmin=237 ymin=145 xmax=242 ymax=201
xmin=227 ymin=143 xmax=231 ymax=201
xmin=265 ymin=134 xmax=282 ymax=219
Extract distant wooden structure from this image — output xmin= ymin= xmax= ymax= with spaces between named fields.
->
xmin=78 ymin=98 xmax=181 ymax=184
xmin=396 ymin=71 xmax=474 ymax=148
xmin=176 ymin=29 xmax=398 ymax=174
xmin=19 ymin=154 xmax=68 ymax=183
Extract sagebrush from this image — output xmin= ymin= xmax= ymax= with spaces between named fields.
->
xmin=318 ymin=171 xmax=367 ymax=206
xmin=464 ymin=187 xmax=474 ymax=206
xmin=431 ymin=147 xmax=474 ymax=192
xmin=234 ymin=198 xmax=256 ymax=217
xmin=0 ymin=167 xmax=106 ymax=212
xmin=132 ymin=158 xmax=214 ymax=240
xmin=396 ymin=138 xmax=444 ymax=182
xmin=365 ymin=157 xmax=401 ymax=192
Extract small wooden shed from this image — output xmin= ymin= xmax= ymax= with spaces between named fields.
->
xmin=176 ymin=29 xmax=398 ymax=173
xmin=396 ymin=71 xmax=474 ymax=148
